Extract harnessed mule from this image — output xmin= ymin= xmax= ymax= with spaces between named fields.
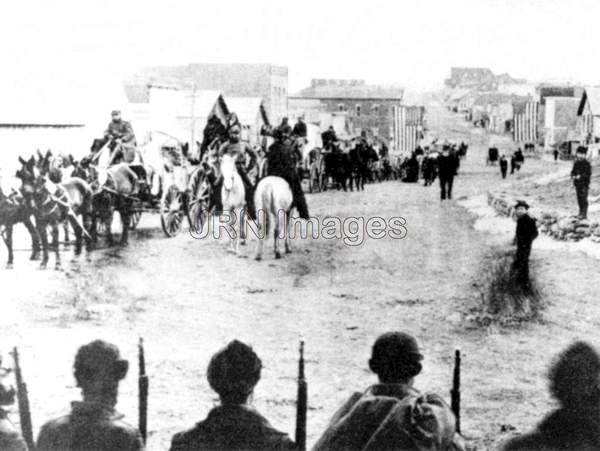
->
xmin=17 ymin=154 xmax=93 ymax=269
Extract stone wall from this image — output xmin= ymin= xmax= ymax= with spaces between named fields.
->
xmin=487 ymin=192 xmax=600 ymax=243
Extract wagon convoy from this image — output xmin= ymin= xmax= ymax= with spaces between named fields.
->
xmin=0 ymin=114 xmax=447 ymax=268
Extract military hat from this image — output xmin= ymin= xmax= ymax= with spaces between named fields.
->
xmin=369 ymin=332 xmax=423 ymax=380
xmin=514 ymin=200 xmax=530 ymax=209
xmin=576 ymin=146 xmax=588 ymax=154
xmin=111 ymin=110 xmax=121 ymax=116
xmin=207 ymin=340 xmax=262 ymax=400
xmin=74 ymin=340 xmax=129 ymax=384
xmin=549 ymin=341 xmax=600 ymax=407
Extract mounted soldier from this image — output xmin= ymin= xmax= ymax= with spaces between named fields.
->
xmin=215 ymin=124 xmax=258 ymax=219
xmin=95 ymin=110 xmax=137 ymax=165
xmin=266 ymin=129 xmax=310 ymax=219
xmin=321 ymin=126 xmax=338 ymax=152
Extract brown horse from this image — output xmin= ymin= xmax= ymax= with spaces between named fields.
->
xmin=16 ymin=152 xmax=93 ymax=269
xmin=0 ymin=173 xmax=40 ymax=268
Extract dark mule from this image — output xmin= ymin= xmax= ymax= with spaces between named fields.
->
xmin=16 ymin=153 xmax=93 ymax=269
xmin=0 ymin=169 xmax=40 ymax=268
xmin=92 ymin=163 xmax=138 ymax=246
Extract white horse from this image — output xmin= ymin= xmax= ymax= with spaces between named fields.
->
xmin=254 ymin=176 xmax=293 ymax=260
xmin=220 ymin=153 xmax=246 ymax=254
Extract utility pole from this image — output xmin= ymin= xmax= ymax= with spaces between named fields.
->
xmin=190 ymin=81 xmax=197 ymax=154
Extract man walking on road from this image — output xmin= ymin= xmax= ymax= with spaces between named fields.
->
xmin=500 ymin=154 xmax=508 ymax=179
xmin=438 ymin=145 xmax=459 ymax=200
xmin=513 ymin=200 xmax=538 ymax=290
xmin=571 ymin=146 xmax=592 ymax=219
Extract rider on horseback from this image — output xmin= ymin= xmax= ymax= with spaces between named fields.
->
xmin=266 ymin=129 xmax=310 ymax=220
xmin=216 ymin=124 xmax=258 ymax=220
xmin=98 ymin=110 xmax=137 ymax=165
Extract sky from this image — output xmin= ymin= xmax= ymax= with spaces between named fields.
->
xmin=2 ymin=0 xmax=600 ymax=94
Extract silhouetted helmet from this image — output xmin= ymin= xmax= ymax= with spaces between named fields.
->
xmin=74 ymin=340 xmax=129 ymax=386
xmin=369 ymin=332 xmax=423 ymax=381
xmin=207 ymin=340 xmax=262 ymax=402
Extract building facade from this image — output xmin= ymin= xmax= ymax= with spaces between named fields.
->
xmin=513 ymin=101 xmax=539 ymax=143
xmin=129 ymin=63 xmax=288 ymax=126
xmin=292 ymin=79 xmax=406 ymax=146
xmin=543 ymin=97 xmax=580 ymax=150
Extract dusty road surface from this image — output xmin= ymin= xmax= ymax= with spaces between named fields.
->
xmin=2 ymin=103 xmax=600 ymax=450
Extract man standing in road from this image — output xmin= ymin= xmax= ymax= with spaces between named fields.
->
xmin=438 ymin=145 xmax=459 ymax=200
xmin=512 ymin=200 xmax=538 ymax=290
xmin=571 ymin=146 xmax=592 ymax=219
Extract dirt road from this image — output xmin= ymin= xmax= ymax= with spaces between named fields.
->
xmin=2 ymin=104 xmax=600 ymax=450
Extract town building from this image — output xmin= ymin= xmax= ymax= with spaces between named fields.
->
xmin=543 ymin=97 xmax=580 ymax=150
xmin=513 ymin=101 xmax=539 ymax=144
xmin=577 ymin=87 xmax=600 ymax=145
xmin=128 ymin=63 xmax=288 ymax=125
xmin=445 ymin=67 xmax=496 ymax=90
xmin=290 ymin=79 xmax=411 ymax=150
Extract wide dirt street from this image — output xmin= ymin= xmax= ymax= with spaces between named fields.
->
xmin=2 ymin=103 xmax=600 ymax=450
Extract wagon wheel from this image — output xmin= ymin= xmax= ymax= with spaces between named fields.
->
xmin=160 ymin=185 xmax=185 ymax=237
xmin=187 ymin=175 xmax=212 ymax=233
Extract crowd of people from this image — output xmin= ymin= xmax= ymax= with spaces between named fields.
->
xmin=1 ymin=333 xmax=598 ymax=450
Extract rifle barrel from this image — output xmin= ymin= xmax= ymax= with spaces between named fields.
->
xmin=138 ymin=338 xmax=148 ymax=444
xmin=295 ymin=341 xmax=307 ymax=451
xmin=450 ymin=349 xmax=461 ymax=434
xmin=12 ymin=347 xmax=35 ymax=451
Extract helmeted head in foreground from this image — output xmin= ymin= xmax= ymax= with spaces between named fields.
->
xmin=207 ymin=340 xmax=262 ymax=404
xmin=549 ymin=341 xmax=600 ymax=409
xmin=74 ymin=340 xmax=129 ymax=405
xmin=369 ymin=332 xmax=423 ymax=383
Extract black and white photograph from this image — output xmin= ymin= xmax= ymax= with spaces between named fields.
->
xmin=1 ymin=0 xmax=600 ymax=449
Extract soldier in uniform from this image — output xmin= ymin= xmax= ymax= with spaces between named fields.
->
xmin=266 ymin=129 xmax=310 ymax=219
xmin=503 ymin=341 xmax=600 ymax=450
xmin=277 ymin=117 xmax=292 ymax=140
xmin=170 ymin=340 xmax=295 ymax=451
xmin=313 ymin=332 xmax=465 ymax=451
xmin=96 ymin=110 xmax=137 ymax=165
xmin=512 ymin=200 xmax=538 ymax=290
xmin=216 ymin=124 xmax=258 ymax=219
xmin=36 ymin=340 xmax=143 ymax=451
xmin=292 ymin=115 xmax=307 ymax=139
xmin=321 ymin=126 xmax=338 ymax=151
xmin=0 ymin=356 xmax=27 ymax=451
xmin=571 ymin=146 xmax=592 ymax=219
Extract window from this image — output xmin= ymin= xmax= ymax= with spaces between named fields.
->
xmin=356 ymin=104 xmax=361 ymax=117
xmin=338 ymin=103 xmax=345 ymax=112
xmin=372 ymin=104 xmax=380 ymax=115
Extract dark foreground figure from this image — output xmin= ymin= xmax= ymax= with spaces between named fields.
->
xmin=313 ymin=332 xmax=465 ymax=451
xmin=504 ymin=341 xmax=600 ymax=451
xmin=0 ymin=359 xmax=27 ymax=451
xmin=36 ymin=340 xmax=143 ymax=451
xmin=170 ymin=340 xmax=295 ymax=451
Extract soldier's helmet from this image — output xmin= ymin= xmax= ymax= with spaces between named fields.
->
xmin=207 ymin=340 xmax=262 ymax=402
xmin=74 ymin=340 xmax=129 ymax=386
xmin=549 ymin=341 xmax=600 ymax=408
xmin=369 ymin=332 xmax=423 ymax=381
